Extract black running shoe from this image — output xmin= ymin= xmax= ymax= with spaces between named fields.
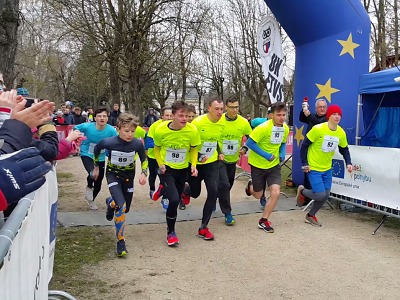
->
xmin=105 ymin=197 xmax=115 ymax=221
xmin=258 ymin=219 xmax=274 ymax=233
xmin=179 ymin=200 xmax=186 ymax=210
xmin=116 ymin=239 xmax=127 ymax=257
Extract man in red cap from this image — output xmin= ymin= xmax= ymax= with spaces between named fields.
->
xmin=297 ymin=104 xmax=353 ymax=226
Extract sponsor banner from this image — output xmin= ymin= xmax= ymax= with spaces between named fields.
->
xmin=0 ymin=170 xmax=58 ymax=299
xmin=331 ymin=145 xmax=400 ymax=209
xmin=257 ymin=16 xmax=284 ymax=103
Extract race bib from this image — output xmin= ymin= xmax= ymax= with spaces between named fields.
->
xmin=165 ymin=148 xmax=186 ymax=163
xmin=200 ymin=141 xmax=217 ymax=156
xmin=321 ymin=136 xmax=339 ymax=152
xmin=110 ymin=150 xmax=135 ymax=166
xmin=270 ymin=126 xmax=284 ymax=144
xmin=222 ymin=139 xmax=239 ymax=155
xmin=88 ymin=143 xmax=105 ymax=155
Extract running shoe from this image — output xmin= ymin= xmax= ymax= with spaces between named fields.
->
xmin=245 ymin=179 xmax=252 ymax=196
xmin=198 ymin=227 xmax=214 ymax=240
xmin=296 ymin=185 xmax=305 ymax=207
xmin=166 ymin=232 xmax=179 ymax=246
xmin=305 ymin=214 xmax=322 ymax=227
xmin=85 ymin=186 xmax=94 ymax=201
xmin=152 ymin=185 xmax=164 ymax=201
xmin=105 ymin=197 xmax=114 ymax=221
xmin=86 ymin=200 xmax=98 ymax=210
xmin=225 ymin=213 xmax=235 ymax=226
xmin=260 ymin=196 xmax=267 ymax=208
xmin=179 ymin=200 xmax=186 ymax=210
xmin=181 ymin=192 xmax=190 ymax=205
xmin=149 ymin=190 xmax=154 ymax=200
xmin=161 ymin=198 xmax=169 ymax=210
xmin=258 ymin=218 xmax=274 ymax=233
xmin=116 ymin=239 xmax=127 ymax=257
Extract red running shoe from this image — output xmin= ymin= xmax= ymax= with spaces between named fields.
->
xmin=198 ymin=227 xmax=214 ymax=240
xmin=181 ymin=192 xmax=191 ymax=205
xmin=152 ymin=184 xmax=164 ymax=201
xmin=167 ymin=232 xmax=179 ymax=246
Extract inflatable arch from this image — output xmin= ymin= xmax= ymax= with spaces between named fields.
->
xmin=263 ymin=0 xmax=371 ymax=185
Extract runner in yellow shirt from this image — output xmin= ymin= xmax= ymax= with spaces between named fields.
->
xmin=181 ymin=97 xmax=225 ymax=240
xmin=297 ymin=104 xmax=352 ymax=226
xmin=153 ymin=100 xmax=201 ymax=246
xmin=245 ymin=102 xmax=289 ymax=233
xmin=217 ymin=96 xmax=252 ymax=225
xmin=146 ymin=107 xmax=172 ymax=209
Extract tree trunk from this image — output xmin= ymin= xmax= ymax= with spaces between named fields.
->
xmin=0 ymin=0 xmax=20 ymax=88
xmin=109 ymin=59 xmax=120 ymax=105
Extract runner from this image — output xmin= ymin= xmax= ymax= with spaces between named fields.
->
xmin=245 ymin=102 xmax=289 ymax=233
xmin=146 ymin=107 xmax=172 ymax=209
xmin=74 ymin=107 xmax=118 ymax=210
xmin=181 ymin=97 xmax=226 ymax=240
xmin=153 ymin=100 xmax=200 ymax=246
xmin=217 ymin=95 xmax=252 ymax=225
xmin=92 ymin=112 xmax=148 ymax=256
xmin=297 ymin=104 xmax=352 ymax=226
xmin=179 ymin=104 xmax=197 ymax=210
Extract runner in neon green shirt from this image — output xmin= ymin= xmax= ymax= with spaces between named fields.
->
xmin=181 ymin=97 xmax=225 ymax=240
xmin=146 ymin=107 xmax=172 ymax=208
xmin=245 ymin=102 xmax=289 ymax=233
xmin=152 ymin=100 xmax=201 ymax=246
xmin=217 ymin=96 xmax=252 ymax=225
xmin=297 ymin=104 xmax=352 ymax=227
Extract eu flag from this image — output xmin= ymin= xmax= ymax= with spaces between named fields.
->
xmin=332 ymin=159 xmax=345 ymax=178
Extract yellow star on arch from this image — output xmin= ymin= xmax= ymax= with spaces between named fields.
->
xmin=337 ymin=33 xmax=360 ymax=59
xmin=294 ymin=125 xmax=305 ymax=147
xmin=315 ymin=78 xmax=340 ymax=103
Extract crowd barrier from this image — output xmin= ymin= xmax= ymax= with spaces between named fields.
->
xmin=236 ymin=131 xmax=293 ymax=176
xmin=0 ymin=168 xmax=60 ymax=299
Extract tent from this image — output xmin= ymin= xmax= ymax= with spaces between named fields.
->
xmin=357 ymin=67 xmax=400 ymax=148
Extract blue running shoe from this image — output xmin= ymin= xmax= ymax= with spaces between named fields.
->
xmin=161 ymin=198 xmax=169 ymax=210
xmin=149 ymin=190 xmax=154 ymax=200
xmin=260 ymin=196 xmax=267 ymax=208
xmin=105 ymin=197 xmax=115 ymax=221
xmin=225 ymin=213 xmax=235 ymax=226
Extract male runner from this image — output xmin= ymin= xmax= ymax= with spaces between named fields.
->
xmin=153 ymin=101 xmax=200 ymax=246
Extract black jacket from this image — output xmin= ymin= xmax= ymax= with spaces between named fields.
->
xmin=299 ymin=111 xmax=327 ymax=133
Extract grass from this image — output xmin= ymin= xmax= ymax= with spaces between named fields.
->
xmin=49 ymin=227 xmax=116 ymax=297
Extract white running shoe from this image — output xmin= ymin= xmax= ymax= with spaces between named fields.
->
xmin=85 ymin=186 xmax=94 ymax=201
xmin=87 ymin=200 xmax=98 ymax=210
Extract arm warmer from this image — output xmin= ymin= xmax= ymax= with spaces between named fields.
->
xmin=300 ymin=137 xmax=311 ymax=166
xmin=279 ymin=143 xmax=287 ymax=161
xmin=246 ymin=137 xmax=273 ymax=161
xmin=338 ymin=146 xmax=352 ymax=166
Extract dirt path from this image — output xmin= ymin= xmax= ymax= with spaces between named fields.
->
xmin=56 ymin=156 xmax=400 ymax=300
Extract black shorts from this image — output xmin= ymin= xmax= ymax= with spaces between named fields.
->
xmin=250 ymin=164 xmax=281 ymax=192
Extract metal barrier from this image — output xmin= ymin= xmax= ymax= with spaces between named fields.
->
xmin=48 ymin=290 xmax=77 ymax=300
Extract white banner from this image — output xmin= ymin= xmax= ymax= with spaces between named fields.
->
xmin=0 ymin=169 xmax=58 ymax=300
xmin=257 ymin=16 xmax=284 ymax=103
xmin=331 ymin=145 xmax=400 ymax=209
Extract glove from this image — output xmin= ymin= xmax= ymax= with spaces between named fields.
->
xmin=0 ymin=147 xmax=52 ymax=211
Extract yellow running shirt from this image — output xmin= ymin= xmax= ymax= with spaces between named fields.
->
xmin=147 ymin=119 xmax=163 ymax=159
xmin=191 ymin=114 xmax=226 ymax=165
xmin=219 ymin=113 xmax=252 ymax=163
xmin=248 ymin=119 xmax=289 ymax=169
xmin=153 ymin=121 xmax=201 ymax=169
xmin=306 ymin=122 xmax=348 ymax=172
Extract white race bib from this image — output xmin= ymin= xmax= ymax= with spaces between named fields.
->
xmin=200 ymin=141 xmax=217 ymax=156
xmin=321 ymin=136 xmax=339 ymax=152
xmin=165 ymin=148 xmax=186 ymax=163
xmin=110 ymin=150 xmax=135 ymax=166
xmin=88 ymin=142 xmax=105 ymax=155
xmin=270 ymin=126 xmax=284 ymax=144
xmin=222 ymin=139 xmax=239 ymax=155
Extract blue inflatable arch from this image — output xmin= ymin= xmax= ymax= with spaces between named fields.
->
xmin=263 ymin=0 xmax=371 ymax=185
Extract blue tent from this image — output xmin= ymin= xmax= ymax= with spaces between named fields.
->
xmin=358 ymin=67 xmax=400 ymax=147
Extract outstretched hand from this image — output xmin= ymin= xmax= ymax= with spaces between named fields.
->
xmin=11 ymin=100 xmax=55 ymax=128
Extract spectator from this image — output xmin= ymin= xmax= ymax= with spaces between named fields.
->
xmin=53 ymin=110 xmax=66 ymax=125
xmin=245 ymin=113 xmax=252 ymax=125
xmin=62 ymin=107 xmax=74 ymax=125
xmin=110 ymin=103 xmax=121 ymax=119
xmin=86 ymin=107 xmax=94 ymax=122
xmin=73 ymin=107 xmax=86 ymax=124
xmin=82 ymin=111 xmax=88 ymax=122
xmin=144 ymin=108 xmax=159 ymax=127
